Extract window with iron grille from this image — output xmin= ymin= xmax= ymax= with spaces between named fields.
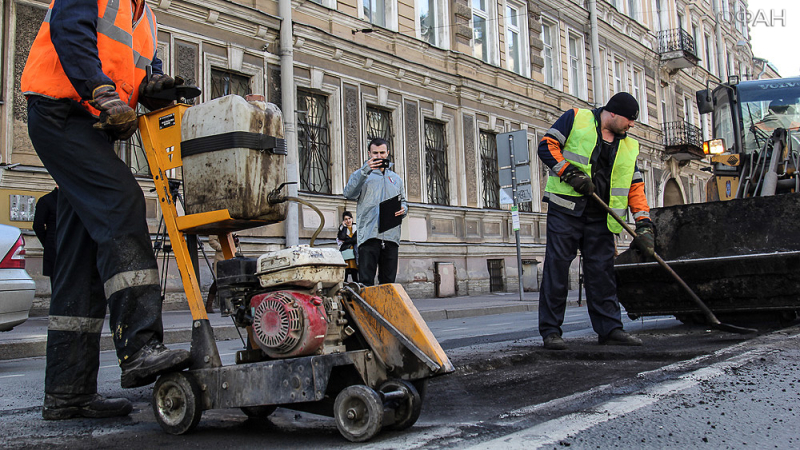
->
xmin=480 ymin=131 xmax=500 ymax=209
xmin=366 ymin=106 xmax=393 ymax=153
xmin=210 ymin=68 xmax=251 ymax=99
xmin=424 ymin=120 xmax=449 ymax=205
xmin=297 ymin=90 xmax=332 ymax=194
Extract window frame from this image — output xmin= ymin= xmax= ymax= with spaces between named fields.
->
xmin=503 ymin=0 xmax=530 ymax=77
xmin=296 ymin=89 xmax=333 ymax=195
xmin=423 ymin=119 xmax=451 ymax=206
xmin=416 ymin=0 xmax=450 ymax=48
xmin=631 ymin=65 xmax=647 ymax=123
xmin=479 ymin=129 xmax=500 ymax=209
xmin=566 ymin=31 xmax=587 ymax=100
xmin=471 ymin=0 xmax=499 ymax=65
xmin=358 ymin=0 xmax=398 ymax=31
xmin=540 ymin=16 xmax=561 ymax=89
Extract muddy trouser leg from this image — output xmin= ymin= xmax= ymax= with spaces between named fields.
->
xmin=29 ymin=97 xmax=164 ymax=395
xmin=581 ymin=215 xmax=623 ymax=337
xmin=538 ymin=209 xmax=581 ymax=339
xmin=358 ymin=239 xmax=381 ymax=286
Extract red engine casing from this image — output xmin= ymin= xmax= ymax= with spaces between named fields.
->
xmin=249 ymin=291 xmax=328 ymax=358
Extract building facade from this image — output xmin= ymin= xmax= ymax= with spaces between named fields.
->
xmin=0 ymin=0 xmax=756 ymax=302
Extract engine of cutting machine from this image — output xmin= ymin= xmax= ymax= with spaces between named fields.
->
xmin=216 ymin=246 xmax=351 ymax=358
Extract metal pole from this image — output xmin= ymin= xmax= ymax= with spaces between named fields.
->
xmin=280 ymin=0 xmax=299 ymax=247
xmin=509 ymin=135 xmax=524 ymax=302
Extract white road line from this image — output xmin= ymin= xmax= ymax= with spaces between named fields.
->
xmin=100 ymin=365 xmax=118 ymax=369
xmin=440 ymin=327 xmax=469 ymax=332
xmin=0 ymin=374 xmax=24 ymax=379
xmin=467 ymin=345 xmax=778 ymax=450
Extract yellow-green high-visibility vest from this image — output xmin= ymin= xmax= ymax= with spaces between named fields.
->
xmin=545 ymin=109 xmax=639 ymax=233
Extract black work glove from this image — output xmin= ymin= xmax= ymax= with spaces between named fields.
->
xmin=632 ymin=220 xmax=655 ymax=257
xmin=560 ymin=166 xmax=595 ymax=196
xmin=90 ymin=85 xmax=138 ymax=140
xmin=138 ymin=74 xmax=180 ymax=110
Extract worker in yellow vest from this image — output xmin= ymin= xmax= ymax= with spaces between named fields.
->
xmin=21 ymin=0 xmax=190 ymax=420
xmin=537 ymin=93 xmax=653 ymax=350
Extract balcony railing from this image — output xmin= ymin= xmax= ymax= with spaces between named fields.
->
xmin=658 ymin=28 xmax=700 ymax=70
xmin=662 ymin=121 xmax=704 ymax=161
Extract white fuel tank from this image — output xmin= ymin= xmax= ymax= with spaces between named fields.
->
xmin=180 ymin=94 xmax=287 ymax=223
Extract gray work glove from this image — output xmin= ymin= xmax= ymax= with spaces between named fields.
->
xmin=560 ymin=166 xmax=595 ymax=196
xmin=90 ymin=85 xmax=138 ymax=140
xmin=632 ymin=220 xmax=655 ymax=257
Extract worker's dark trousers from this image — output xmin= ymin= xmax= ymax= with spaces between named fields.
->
xmin=538 ymin=208 xmax=623 ymax=339
xmin=358 ymin=239 xmax=399 ymax=286
xmin=28 ymin=97 xmax=164 ymax=396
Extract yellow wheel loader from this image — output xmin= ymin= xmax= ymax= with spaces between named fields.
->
xmin=615 ymin=77 xmax=800 ymax=326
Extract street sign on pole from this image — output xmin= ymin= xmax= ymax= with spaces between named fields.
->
xmin=497 ymin=129 xmax=529 ymax=166
xmin=497 ymin=130 xmax=530 ymax=302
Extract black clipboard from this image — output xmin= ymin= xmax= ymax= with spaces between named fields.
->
xmin=378 ymin=195 xmax=403 ymax=233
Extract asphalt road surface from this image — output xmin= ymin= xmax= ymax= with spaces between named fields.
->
xmin=1 ymin=308 xmax=797 ymax=449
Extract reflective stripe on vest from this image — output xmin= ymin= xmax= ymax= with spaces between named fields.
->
xmin=21 ymin=0 xmax=157 ymax=115
xmin=544 ymin=109 xmax=640 ymax=233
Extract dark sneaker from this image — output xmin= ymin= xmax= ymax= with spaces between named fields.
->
xmin=598 ymin=329 xmax=642 ymax=346
xmin=42 ymin=393 xmax=132 ymax=420
xmin=543 ymin=333 xmax=568 ymax=350
xmin=120 ymin=341 xmax=191 ymax=389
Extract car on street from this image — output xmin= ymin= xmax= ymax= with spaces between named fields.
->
xmin=0 ymin=224 xmax=35 ymax=331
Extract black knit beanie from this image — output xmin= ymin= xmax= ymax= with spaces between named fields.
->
xmin=605 ymin=92 xmax=639 ymax=120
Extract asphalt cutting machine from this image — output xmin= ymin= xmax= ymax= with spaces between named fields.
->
xmin=138 ymin=91 xmax=454 ymax=441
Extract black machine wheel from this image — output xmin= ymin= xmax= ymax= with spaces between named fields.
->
xmin=379 ymin=379 xmax=422 ymax=431
xmin=240 ymin=405 xmax=278 ymax=418
xmin=333 ymin=385 xmax=384 ymax=442
xmin=152 ymin=372 xmax=203 ymax=435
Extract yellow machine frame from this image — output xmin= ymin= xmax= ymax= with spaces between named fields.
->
xmin=137 ymin=104 xmax=269 ymax=320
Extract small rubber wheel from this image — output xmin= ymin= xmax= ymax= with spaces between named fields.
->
xmin=333 ymin=385 xmax=384 ymax=442
xmin=379 ymin=379 xmax=422 ymax=430
xmin=152 ymin=372 xmax=203 ymax=435
xmin=240 ymin=405 xmax=278 ymax=418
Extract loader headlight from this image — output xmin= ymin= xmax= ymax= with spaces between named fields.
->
xmin=703 ymin=138 xmax=726 ymax=155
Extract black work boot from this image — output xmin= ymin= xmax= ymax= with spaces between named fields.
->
xmin=543 ymin=333 xmax=568 ymax=350
xmin=120 ymin=340 xmax=191 ymax=389
xmin=598 ymin=329 xmax=642 ymax=346
xmin=42 ymin=393 xmax=132 ymax=420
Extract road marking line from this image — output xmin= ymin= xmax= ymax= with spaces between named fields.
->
xmin=0 ymin=374 xmax=24 ymax=379
xmin=468 ymin=345 xmax=780 ymax=450
xmin=100 ymin=365 xmax=118 ymax=369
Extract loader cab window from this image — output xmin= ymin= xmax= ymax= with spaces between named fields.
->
xmin=712 ymin=92 xmax=736 ymax=154
xmin=737 ymin=81 xmax=800 ymax=154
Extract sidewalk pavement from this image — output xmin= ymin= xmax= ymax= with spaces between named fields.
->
xmin=0 ymin=290 xmax=585 ymax=361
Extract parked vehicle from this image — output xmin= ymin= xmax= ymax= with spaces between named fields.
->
xmin=0 ymin=224 xmax=35 ymax=331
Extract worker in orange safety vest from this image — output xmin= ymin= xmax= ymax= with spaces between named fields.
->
xmin=21 ymin=0 xmax=190 ymax=421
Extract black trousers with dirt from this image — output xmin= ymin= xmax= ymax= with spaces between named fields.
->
xmin=28 ymin=96 xmax=165 ymax=396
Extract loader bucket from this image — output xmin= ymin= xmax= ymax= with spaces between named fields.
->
xmin=615 ymin=192 xmax=800 ymax=319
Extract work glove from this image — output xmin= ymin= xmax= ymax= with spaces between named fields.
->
xmin=138 ymin=74 xmax=180 ymax=110
xmin=90 ymin=85 xmax=138 ymax=140
xmin=560 ymin=166 xmax=595 ymax=196
xmin=631 ymin=220 xmax=655 ymax=257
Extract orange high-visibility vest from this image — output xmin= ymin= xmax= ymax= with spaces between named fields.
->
xmin=21 ymin=0 xmax=157 ymax=116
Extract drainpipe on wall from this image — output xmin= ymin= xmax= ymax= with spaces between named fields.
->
xmin=712 ymin=0 xmax=727 ymax=81
xmin=280 ymin=0 xmax=299 ymax=247
xmin=589 ymin=0 xmax=603 ymax=106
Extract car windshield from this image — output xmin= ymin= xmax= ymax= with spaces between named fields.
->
xmin=738 ymin=80 xmax=800 ymax=154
